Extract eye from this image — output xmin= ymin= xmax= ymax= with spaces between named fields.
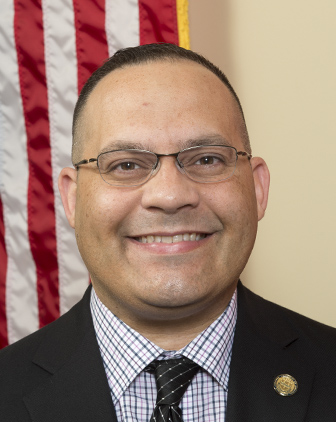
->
xmin=194 ymin=155 xmax=224 ymax=166
xmin=195 ymin=156 xmax=220 ymax=165
xmin=117 ymin=161 xmax=140 ymax=171
xmin=103 ymin=159 xmax=145 ymax=173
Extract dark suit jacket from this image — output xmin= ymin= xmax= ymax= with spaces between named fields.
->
xmin=1 ymin=282 xmax=336 ymax=421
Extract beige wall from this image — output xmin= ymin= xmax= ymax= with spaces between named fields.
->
xmin=189 ymin=0 xmax=336 ymax=327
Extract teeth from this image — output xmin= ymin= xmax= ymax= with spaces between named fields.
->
xmin=173 ymin=234 xmax=183 ymax=243
xmin=162 ymin=236 xmax=173 ymax=243
xmin=137 ymin=233 xmax=206 ymax=243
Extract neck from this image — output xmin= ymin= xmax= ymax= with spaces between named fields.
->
xmin=133 ymin=316 xmax=222 ymax=350
xmin=113 ymin=293 xmax=235 ymax=350
xmin=92 ymin=282 xmax=237 ymax=350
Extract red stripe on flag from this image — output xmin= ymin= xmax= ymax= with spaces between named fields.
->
xmin=14 ymin=0 xmax=60 ymax=327
xmin=73 ymin=0 xmax=109 ymax=93
xmin=0 ymin=197 xmax=8 ymax=348
xmin=139 ymin=0 xmax=179 ymax=45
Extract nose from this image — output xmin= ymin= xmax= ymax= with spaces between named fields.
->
xmin=140 ymin=156 xmax=200 ymax=213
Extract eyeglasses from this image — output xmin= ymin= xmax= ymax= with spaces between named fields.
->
xmin=74 ymin=145 xmax=252 ymax=187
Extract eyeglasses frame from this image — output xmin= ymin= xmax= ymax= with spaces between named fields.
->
xmin=74 ymin=144 xmax=252 ymax=187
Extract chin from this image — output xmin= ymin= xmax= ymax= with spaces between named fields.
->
xmin=141 ymin=282 xmax=198 ymax=306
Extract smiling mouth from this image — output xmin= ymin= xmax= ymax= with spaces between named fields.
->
xmin=135 ymin=233 xmax=208 ymax=244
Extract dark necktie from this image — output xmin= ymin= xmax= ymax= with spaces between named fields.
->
xmin=148 ymin=357 xmax=199 ymax=422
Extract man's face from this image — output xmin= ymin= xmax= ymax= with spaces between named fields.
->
xmin=60 ymin=60 xmax=269 ymax=326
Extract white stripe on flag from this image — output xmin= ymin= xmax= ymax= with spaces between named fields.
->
xmin=42 ymin=0 xmax=89 ymax=315
xmin=0 ymin=0 xmax=39 ymax=343
xmin=105 ymin=0 xmax=140 ymax=56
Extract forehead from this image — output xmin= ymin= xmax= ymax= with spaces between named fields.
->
xmin=82 ymin=60 xmax=243 ymax=153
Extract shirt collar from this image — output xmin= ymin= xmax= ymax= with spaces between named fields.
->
xmin=91 ymin=287 xmax=237 ymax=401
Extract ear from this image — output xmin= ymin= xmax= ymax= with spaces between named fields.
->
xmin=250 ymin=157 xmax=270 ymax=221
xmin=58 ymin=167 xmax=77 ymax=228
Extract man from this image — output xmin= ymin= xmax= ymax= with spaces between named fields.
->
xmin=1 ymin=43 xmax=335 ymax=421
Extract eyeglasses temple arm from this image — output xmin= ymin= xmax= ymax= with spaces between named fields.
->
xmin=74 ymin=158 xmax=98 ymax=168
xmin=237 ymin=151 xmax=252 ymax=160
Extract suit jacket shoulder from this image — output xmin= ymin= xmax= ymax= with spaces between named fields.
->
xmin=0 ymin=286 xmax=117 ymax=422
xmin=226 ymin=282 xmax=336 ymax=422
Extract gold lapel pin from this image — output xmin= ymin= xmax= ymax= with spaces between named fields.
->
xmin=274 ymin=374 xmax=298 ymax=396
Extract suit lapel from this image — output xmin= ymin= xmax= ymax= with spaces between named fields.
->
xmin=226 ymin=282 xmax=315 ymax=421
xmin=23 ymin=287 xmax=117 ymax=422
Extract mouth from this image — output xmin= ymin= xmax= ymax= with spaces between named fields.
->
xmin=134 ymin=232 xmax=208 ymax=244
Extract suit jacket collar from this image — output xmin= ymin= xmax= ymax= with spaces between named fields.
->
xmin=226 ymin=281 xmax=315 ymax=421
xmin=23 ymin=286 xmax=117 ymax=422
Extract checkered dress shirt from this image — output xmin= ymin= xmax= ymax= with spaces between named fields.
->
xmin=90 ymin=288 xmax=237 ymax=421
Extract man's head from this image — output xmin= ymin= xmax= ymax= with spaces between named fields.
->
xmin=59 ymin=44 xmax=269 ymax=339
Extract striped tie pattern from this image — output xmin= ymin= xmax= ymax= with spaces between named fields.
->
xmin=149 ymin=358 xmax=200 ymax=422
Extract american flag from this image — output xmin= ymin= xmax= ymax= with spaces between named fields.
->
xmin=0 ymin=0 xmax=189 ymax=349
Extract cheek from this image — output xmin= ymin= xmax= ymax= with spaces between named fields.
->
xmin=203 ymin=177 xmax=257 ymax=222
xmin=74 ymin=186 xmax=135 ymax=275
xmin=75 ymin=182 xmax=140 ymax=243
xmin=205 ymin=180 xmax=259 ymax=262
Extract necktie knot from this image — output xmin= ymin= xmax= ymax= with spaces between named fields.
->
xmin=148 ymin=357 xmax=199 ymax=422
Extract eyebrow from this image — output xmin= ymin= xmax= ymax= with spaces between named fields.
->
xmin=98 ymin=135 xmax=232 ymax=154
xmin=180 ymin=135 xmax=232 ymax=149
xmin=99 ymin=141 xmax=148 ymax=154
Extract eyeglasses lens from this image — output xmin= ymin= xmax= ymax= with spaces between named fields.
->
xmin=178 ymin=146 xmax=237 ymax=182
xmin=98 ymin=150 xmax=157 ymax=186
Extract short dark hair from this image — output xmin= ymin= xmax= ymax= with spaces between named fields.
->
xmin=72 ymin=43 xmax=250 ymax=162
